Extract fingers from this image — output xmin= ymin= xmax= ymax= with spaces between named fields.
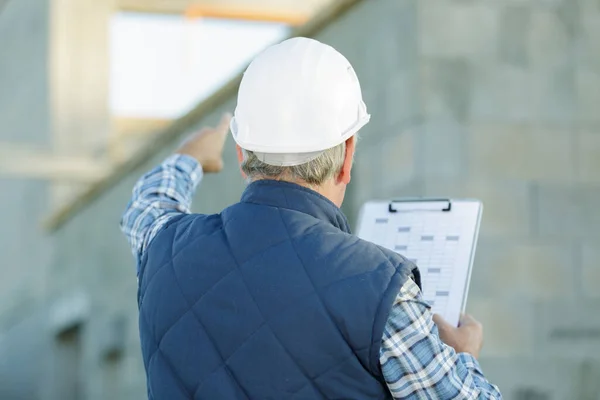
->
xmin=458 ymin=314 xmax=482 ymax=329
xmin=212 ymin=113 xmax=232 ymax=149
xmin=459 ymin=314 xmax=474 ymax=324
xmin=432 ymin=314 xmax=452 ymax=331
xmin=217 ymin=112 xmax=233 ymax=133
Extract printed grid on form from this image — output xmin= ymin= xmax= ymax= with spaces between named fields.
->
xmin=356 ymin=201 xmax=482 ymax=327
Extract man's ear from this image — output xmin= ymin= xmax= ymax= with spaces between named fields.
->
xmin=338 ymin=135 xmax=356 ymax=185
xmin=236 ymin=144 xmax=247 ymax=179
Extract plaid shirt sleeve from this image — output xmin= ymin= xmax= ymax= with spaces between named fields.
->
xmin=119 ymin=154 xmax=203 ymax=273
xmin=380 ymin=278 xmax=502 ymax=399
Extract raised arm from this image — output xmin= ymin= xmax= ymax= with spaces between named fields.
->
xmin=119 ymin=113 xmax=231 ymax=272
xmin=380 ymin=278 xmax=502 ymax=399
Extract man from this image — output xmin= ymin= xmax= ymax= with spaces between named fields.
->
xmin=121 ymin=37 xmax=502 ymax=399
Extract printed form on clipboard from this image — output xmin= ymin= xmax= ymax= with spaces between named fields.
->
xmin=356 ymin=199 xmax=483 ymax=327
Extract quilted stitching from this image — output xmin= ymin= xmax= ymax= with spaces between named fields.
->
xmin=278 ymin=207 xmax=358 ymax=356
xmin=139 ymin=183 xmax=412 ymax=399
xmin=140 ymin=225 xmax=222 ymax=303
xmin=147 ymin=241 xmax=332 ymax=389
xmin=222 ymin=219 xmax=335 ymax=398
xmin=167 ymin=261 xmax=252 ymax=397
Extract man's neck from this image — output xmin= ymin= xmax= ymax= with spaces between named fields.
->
xmin=250 ymin=176 xmax=342 ymax=207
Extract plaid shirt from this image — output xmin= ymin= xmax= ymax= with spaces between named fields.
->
xmin=121 ymin=154 xmax=502 ymax=399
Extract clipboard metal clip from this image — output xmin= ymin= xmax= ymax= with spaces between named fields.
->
xmin=388 ymin=198 xmax=452 ymax=213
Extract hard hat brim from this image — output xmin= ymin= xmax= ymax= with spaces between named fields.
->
xmin=231 ymin=113 xmax=371 ymax=154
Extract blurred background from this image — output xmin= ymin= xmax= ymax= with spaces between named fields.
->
xmin=0 ymin=0 xmax=599 ymax=398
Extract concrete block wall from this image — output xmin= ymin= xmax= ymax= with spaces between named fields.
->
xmin=0 ymin=0 xmax=56 ymax=399
xmin=0 ymin=0 xmax=53 ymax=315
xmin=346 ymin=0 xmax=600 ymax=398
xmin=1 ymin=0 xmax=599 ymax=398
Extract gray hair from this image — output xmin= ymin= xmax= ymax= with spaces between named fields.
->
xmin=241 ymin=142 xmax=347 ymax=186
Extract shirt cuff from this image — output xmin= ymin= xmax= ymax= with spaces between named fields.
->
xmin=165 ymin=153 xmax=203 ymax=187
xmin=457 ymin=352 xmax=483 ymax=372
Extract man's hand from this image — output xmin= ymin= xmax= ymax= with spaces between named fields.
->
xmin=433 ymin=314 xmax=484 ymax=359
xmin=176 ymin=113 xmax=231 ymax=173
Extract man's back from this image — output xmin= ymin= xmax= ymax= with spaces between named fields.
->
xmin=138 ymin=180 xmax=415 ymax=399
xmin=122 ymin=36 xmax=501 ymax=399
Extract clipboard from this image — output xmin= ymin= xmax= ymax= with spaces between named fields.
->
xmin=356 ymin=198 xmax=483 ymax=327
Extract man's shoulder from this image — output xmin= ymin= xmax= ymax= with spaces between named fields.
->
xmin=325 ymin=227 xmax=414 ymax=267
xmin=153 ymin=212 xmax=224 ymax=243
xmin=286 ymin=221 xmax=415 ymax=276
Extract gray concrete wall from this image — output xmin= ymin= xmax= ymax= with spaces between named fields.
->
xmin=1 ymin=0 xmax=599 ymax=399
xmin=0 ymin=0 xmax=55 ymax=398
xmin=411 ymin=1 xmax=600 ymax=398
xmin=345 ymin=0 xmax=600 ymax=398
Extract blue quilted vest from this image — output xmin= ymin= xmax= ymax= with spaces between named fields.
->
xmin=138 ymin=180 xmax=419 ymax=399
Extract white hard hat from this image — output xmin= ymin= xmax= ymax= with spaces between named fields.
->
xmin=231 ymin=37 xmax=370 ymax=166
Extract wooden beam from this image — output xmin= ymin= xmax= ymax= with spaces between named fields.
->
xmin=43 ymin=0 xmax=366 ymax=231
xmin=114 ymin=117 xmax=173 ymax=137
xmin=118 ymin=1 xmax=191 ymax=15
xmin=116 ymin=0 xmax=330 ymax=17
xmin=184 ymin=4 xmax=309 ymax=25
xmin=0 ymin=144 xmax=111 ymax=182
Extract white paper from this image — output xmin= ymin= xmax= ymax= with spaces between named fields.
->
xmin=356 ymin=199 xmax=482 ymax=327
